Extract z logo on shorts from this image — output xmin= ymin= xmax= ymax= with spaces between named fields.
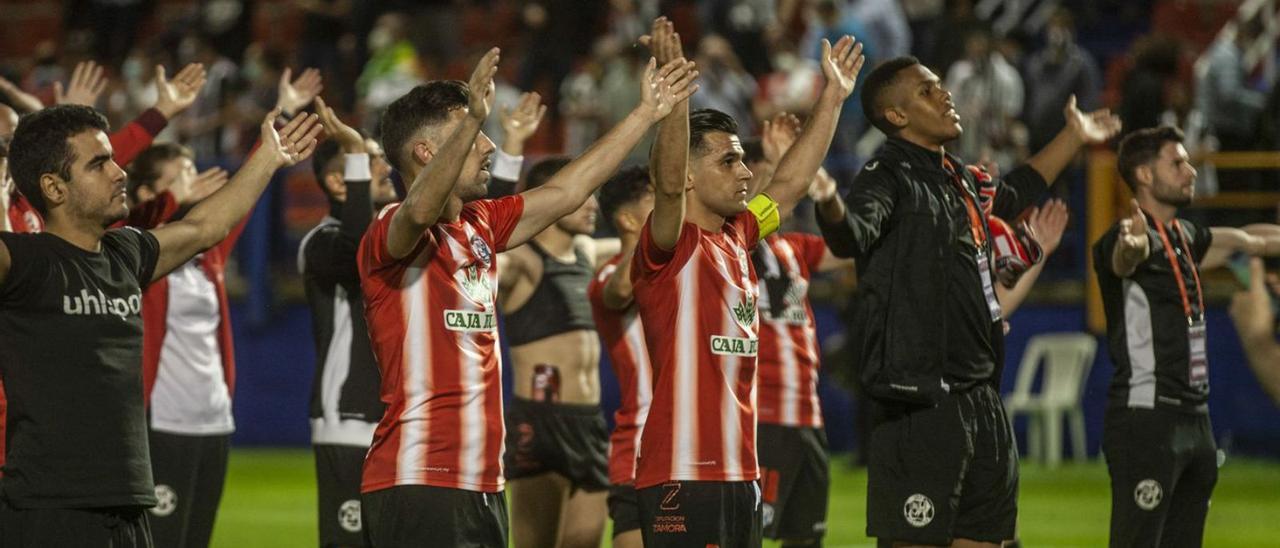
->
xmin=1134 ymin=479 xmax=1163 ymax=511
xmin=338 ymin=499 xmax=362 ymax=533
xmin=151 ymin=484 xmax=177 ymax=517
xmin=903 ymin=494 xmax=934 ymax=527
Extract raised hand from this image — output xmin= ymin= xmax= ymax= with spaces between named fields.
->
xmin=808 ymin=168 xmax=838 ymax=202
xmin=260 ymin=108 xmax=323 ymax=168
xmin=1064 ymin=94 xmax=1121 ymax=144
xmin=500 ymin=92 xmax=547 ymax=146
xmin=467 ymin=48 xmax=501 ymax=121
xmin=1027 ymin=199 xmax=1069 ymax=255
xmin=820 ymin=36 xmax=865 ymax=101
xmin=276 ymin=67 xmax=323 ymax=116
xmin=155 ymin=63 xmax=208 ymax=118
xmin=638 ymin=58 xmax=699 ymax=122
xmin=0 ymin=76 xmax=46 ymax=112
xmin=55 ymin=61 xmax=109 ymax=107
xmin=1119 ymin=199 xmax=1149 ymax=253
xmin=316 ymin=96 xmax=365 ymax=154
xmin=638 ymin=16 xmax=684 ymax=65
xmin=172 ymin=167 xmax=229 ymax=206
xmin=761 ymin=112 xmax=802 ymax=164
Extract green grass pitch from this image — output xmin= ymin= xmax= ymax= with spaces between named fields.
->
xmin=210 ymin=449 xmax=1280 ymax=547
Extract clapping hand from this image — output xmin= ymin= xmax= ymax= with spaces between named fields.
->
xmin=55 ymin=61 xmax=109 ymax=107
xmin=155 ymin=63 xmax=208 ymax=119
xmin=276 ymin=68 xmax=323 ymax=117
xmin=637 ymin=58 xmax=699 ymax=122
xmin=259 ymin=108 xmax=323 ymax=168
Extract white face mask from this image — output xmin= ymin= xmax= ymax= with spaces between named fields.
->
xmin=369 ymin=28 xmax=393 ymax=51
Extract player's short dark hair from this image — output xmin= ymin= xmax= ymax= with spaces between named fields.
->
xmin=1117 ymin=125 xmax=1184 ymax=191
xmin=127 ymin=143 xmax=193 ymax=199
xmin=379 ymin=81 xmax=470 ymax=175
xmin=522 ymin=156 xmax=571 ymax=191
xmin=9 ymin=104 xmax=109 ymax=215
xmin=740 ymin=137 xmax=765 ymax=166
xmin=690 ymin=108 xmax=739 ymax=156
xmin=861 ymin=56 xmax=921 ymax=136
xmin=598 ymin=165 xmax=651 ymax=226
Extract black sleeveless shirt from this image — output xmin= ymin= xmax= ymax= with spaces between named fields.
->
xmin=504 ymin=241 xmax=597 ymax=346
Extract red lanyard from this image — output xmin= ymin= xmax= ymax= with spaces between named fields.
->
xmin=1150 ymin=216 xmax=1204 ymax=324
xmin=943 ymin=159 xmax=986 ymax=248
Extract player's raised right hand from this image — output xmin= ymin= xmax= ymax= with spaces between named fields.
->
xmin=467 ymin=48 xmax=501 ymax=122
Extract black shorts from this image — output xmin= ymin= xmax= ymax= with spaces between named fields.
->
xmin=637 ymin=480 xmax=762 ymax=548
xmin=0 ymin=498 xmax=152 ymax=548
xmin=867 ymin=384 xmax=1017 ymax=545
xmin=314 ymin=444 xmax=370 ymax=547
xmin=1104 ymin=407 xmax=1218 ymax=547
xmin=146 ymin=429 xmax=229 ymax=548
xmin=758 ymin=424 xmax=830 ymax=541
xmin=503 ymin=397 xmax=609 ymax=492
xmin=362 ymin=485 xmax=508 ymax=547
xmin=607 ymin=484 xmax=642 ymax=537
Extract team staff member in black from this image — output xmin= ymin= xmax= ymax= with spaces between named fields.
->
xmin=299 ymin=98 xmax=398 ymax=548
xmin=0 ymin=105 xmax=320 ymax=547
xmin=1094 ymin=126 xmax=1280 ymax=547
xmin=817 ymin=56 xmax=1120 ymax=547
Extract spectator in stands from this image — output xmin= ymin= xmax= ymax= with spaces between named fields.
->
xmin=847 ymin=0 xmax=913 ymax=61
xmin=946 ymin=26 xmax=1026 ymax=168
xmin=691 ymin=34 xmax=758 ymax=135
xmin=1231 ymin=258 xmax=1280 ymax=405
xmin=700 ymin=0 xmax=778 ymax=77
xmin=1119 ymin=36 xmax=1182 ymax=137
xmin=356 ymin=12 xmax=423 ymax=125
xmin=924 ymin=0 xmax=980 ymax=75
xmin=1196 ymin=15 xmax=1269 ymax=151
xmin=1023 ymin=8 xmax=1102 ymax=152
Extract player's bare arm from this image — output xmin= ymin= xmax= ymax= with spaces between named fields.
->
xmin=385 ymin=48 xmax=499 ymax=259
xmin=149 ymin=109 xmax=321 ymax=282
xmin=509 ymin=53 xmax=696 ymax=248
xmin=1025 ymin=94 xmax=1122 ymax=185
xmin=762 ymin=35 xmax=864 ymax=214
xmin=646 ymin=17 xmax=693 ymax=251
xmin=1201 ymin=224 xmax=1280 ymax=270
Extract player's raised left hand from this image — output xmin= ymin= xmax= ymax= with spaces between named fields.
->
xmin=1064 ymin=94 xmax=1121 ymax=144
xmin=260 ymin=108 xmax=322 ymax=168
xmin=820 ymin=35 xmax=865 ymax=102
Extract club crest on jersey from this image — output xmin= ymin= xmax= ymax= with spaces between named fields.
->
xmin=470 ymin=235 xmax=492 ymax=267
xmin=710 ymin=335 xmax=758 ymax=356
xmin=731 ymin=294 xmax=757 ymax=330
xmin=459 ymin=265 xmax=493 ymax=304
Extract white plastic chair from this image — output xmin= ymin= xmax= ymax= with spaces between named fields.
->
xmin=1004 ymin=333 xmax=1097 ymax=467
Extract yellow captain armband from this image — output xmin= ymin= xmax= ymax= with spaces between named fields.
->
xmin=747 ymin=193 xmax=781 ymax=239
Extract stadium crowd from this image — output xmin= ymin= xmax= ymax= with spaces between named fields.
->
xmin=1 ymin=1 xmax=1280 ymax=547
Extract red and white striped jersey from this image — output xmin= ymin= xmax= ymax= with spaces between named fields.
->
xmin=754 ymin=233 xmax=825 ymax=428
xmin=587 ymin=254 xmax=653 ymax=485
xmin=357 ymin=196 xmax=524 ymax=494
xmin=630 ymin=211 xmax=767 ymax=488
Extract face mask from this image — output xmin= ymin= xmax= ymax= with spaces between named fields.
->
xmin=123 ymin=58 xmax=143 ymax=82
xmin=369 ymin=28 xmax=392 ymax=51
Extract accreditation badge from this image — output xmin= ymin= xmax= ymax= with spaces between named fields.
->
xmin=1188 ymin=320 xmax=1208 ymax=386
xmin=977 ymin=249 xmax=1002 ymax=322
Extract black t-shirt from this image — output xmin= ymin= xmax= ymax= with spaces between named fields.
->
xmin=943 ymin=172 xmax=998 ymax=387
xmin=0 ymin=228 xmax=160 ymax=508
xmin=1093 ymin=217 xmax=1213 ymax=413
